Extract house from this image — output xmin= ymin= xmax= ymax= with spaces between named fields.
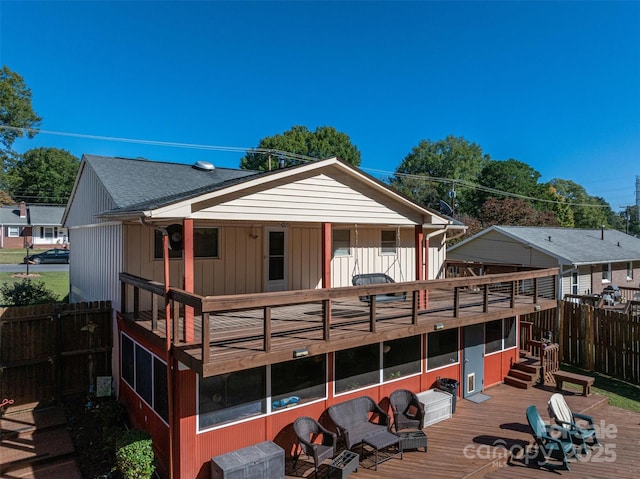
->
xmin=448 ymin=226 xmax=640 ymax=298
xmin=63 ymin=155 xmax=558 ymax=479
xmin=0 ymin=202 xmax=68 ymax=249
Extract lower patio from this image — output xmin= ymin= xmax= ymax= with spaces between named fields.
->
xmin=286 ymin=383 xmax=639 ymax=479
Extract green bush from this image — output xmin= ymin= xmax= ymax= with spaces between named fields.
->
xmin=0 ymin=278 xmax=57 ymax=305
xmin=115 ymin=429 xmax=156 ymax=479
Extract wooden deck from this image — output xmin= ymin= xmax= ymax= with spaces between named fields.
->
xmin=285 ymin=383 xmax=639 ymax=479
xmin=129 ymin=293 xmax=557 ymax=377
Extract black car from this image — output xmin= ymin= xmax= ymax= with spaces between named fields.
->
xmin=24 ymin=248 xmax=70 ymax=264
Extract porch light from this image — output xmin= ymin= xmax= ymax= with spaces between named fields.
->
xmin=434 ymin=323 xmax=444 ymax=330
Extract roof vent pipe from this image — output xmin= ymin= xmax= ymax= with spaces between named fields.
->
xmin=548 ymin=236 xmax=552 ymax=242
xmin=601 ymin=225 xmax=605 ymax=240
xmin=193 ymin=161 xmax=215 ymax=171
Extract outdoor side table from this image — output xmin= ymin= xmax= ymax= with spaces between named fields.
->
xmin=329 ymin=450 xmax=359 ymax=479
xmin=397 ymin=430 xmax=428 ymax=452
xmin=361 ymin=431 xmax=403 ymax=470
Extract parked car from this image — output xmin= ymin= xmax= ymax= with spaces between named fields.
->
xmin=24 ymin=248 xmax=69 ymax=264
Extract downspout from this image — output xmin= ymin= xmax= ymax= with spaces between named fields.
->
xmin=139 ymin=217 xmax=174 ymax=479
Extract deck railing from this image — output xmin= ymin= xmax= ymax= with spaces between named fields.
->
xmin=120 ymin=268 xmax=558 ymax=365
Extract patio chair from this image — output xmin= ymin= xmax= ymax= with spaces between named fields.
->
xmin=389 ymin=389 xmax=425 ymax=432
xmin=293 ymin=416 xmax=336 ymax=478
xmin=547 ymin=393 xmax=600 ymax=453
xmin=526 ymin=405 xmax=576 ymax=470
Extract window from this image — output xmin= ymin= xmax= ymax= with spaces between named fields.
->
xmin=381 ymin=230 xmax=396 ymax=255
xmin=602 ymin=263 xmax=611 ymax=282
xmin=42 ymin=227 xmax=54 ymax=239
xmin=271 ymin=355 xmax=326 ymax=409
xmin=120 ymin=334 xmax=167 ymax=423
xmin=335 ymin=344 xmax=379 ymax=393
xmin=7 ymin=226 xmax=19 ymax=238
xmin=427 ymin=329 xmax=459 ymax=370
xmin=485 ymin=320 xmax=503 ymax=354
xmin=383 ymin=336 xmax=421 ymax=381
xmin=199 ymin=367 xmax=265 ymax=429
xmin=485 ymin=317 xmax=517 ymax=354
xmin=571 ymin=271 xmax=578 ymax=295
xmin=627 ymin=262 xmax=634 ymax=281
xmin=154 ymin=227 xmax=219 ymax=259
xmin=333 ymin=229 xmax=351 ymax=257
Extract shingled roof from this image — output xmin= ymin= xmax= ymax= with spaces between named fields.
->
xmin=451 ymin=225 xmax=640 ymax=265
xmin=83 ymin=155 xmax=260 ymax=212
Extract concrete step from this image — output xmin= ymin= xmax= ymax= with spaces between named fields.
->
xmin=504 ymin=375 xmax=531 ymax=390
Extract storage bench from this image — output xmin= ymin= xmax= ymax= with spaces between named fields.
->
xmin=211 ymin=441 xmax=284 ymax=479
xmin=416 ymin=389 xmax=452 ymax=427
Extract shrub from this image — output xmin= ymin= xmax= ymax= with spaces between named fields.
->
xmin=115 ymin=429 xmax=156 ymax=479
xmin=0 ymin=278 xmax=57 ymax=305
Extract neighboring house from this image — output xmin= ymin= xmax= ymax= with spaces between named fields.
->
xmin=448 ymin=226 xmax=640 ymax=298
xmin=63 ymin=155 xmax=557 ymax=479
xmin=0 ymin=202 xmax=68 ymax=249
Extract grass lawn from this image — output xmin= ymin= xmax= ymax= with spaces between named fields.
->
xmin=0 ymin=272 xmax=70 ymax=302
xmin=0 ymin=247 xmax=30 ymax=264
xmin=560 ymin=363 xmax=640 ymax=412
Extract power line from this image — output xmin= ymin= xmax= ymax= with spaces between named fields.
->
xmin=0 ymin=125 xmax=631 ymax=210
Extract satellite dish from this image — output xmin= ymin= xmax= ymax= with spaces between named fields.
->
xmin=166 ymin=224 xmax=183 ymax=251
xmin=439 ymin=200 xmax=453 ymax=216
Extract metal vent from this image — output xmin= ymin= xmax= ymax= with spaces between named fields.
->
xmin=193 ymin=160 xmax=215 ymax=171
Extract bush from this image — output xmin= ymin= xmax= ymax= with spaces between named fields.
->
xmin=0 ymin=278 xmax=57 ymax=305
xmin=115 ymin=429 xmax=156 ymax=479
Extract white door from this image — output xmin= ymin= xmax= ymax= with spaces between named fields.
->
xmin=264 ymin=227 xmax=288 ymax=292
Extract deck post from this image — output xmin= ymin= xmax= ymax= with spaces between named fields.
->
xmin=510 ymin=281 xmax=515 ymax=308
xmin=151 ymin=294 xmax=158 ymax=332
xmin=453 ymin=287 xmax=459 ymax=317
xmin=534 ymin=277 xmax=539 ymax=304
xmin=133 ymin=286 xmax=139 ymax=320
xmin=415 ymin=225 xmax=426 ymax=309
xmin=264 ymin=307 xmax=271 ymax=352
xmin=370 ymin=297 xmax=377 ymax=332
xmin=323 ymin=299 xmax=331 ymax=340
xmin=483 ymin=284 xmax=489 ymax=312
xmin=202 ymin=312 xmax=210 ymax=363
xmin=412 ymin=290 xmax=419 ymax=324
xmin=183 ymin=219 xmax=195 ymax=343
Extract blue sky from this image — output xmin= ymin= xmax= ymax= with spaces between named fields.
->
xmin=1 ymin=1 xmax=639 ymax=210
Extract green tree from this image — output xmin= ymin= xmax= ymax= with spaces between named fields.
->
xmin=390 ymin=135 xmax=490 ymax=215
xmin=473 ymin=159 xmax=543 ymax=212
xmin=548 ymin=179 xmax=612 ymax=228
xmin=240 ymin=125 xmax=361 ymax=170
xmin=0 ymin=66 xmax=41 ymax=159
xmin=5 ymin=147 xmax=79 ymax=204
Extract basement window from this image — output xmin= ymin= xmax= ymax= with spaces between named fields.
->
xmin=271 ymin=355 xmax=326 ymax=410
xmin=383 ymin=335 xmax=421 ymax=381
xmin=427 ymin=329 xmax=459 ymax=370
xmin=335 ymin=344 xmax=379 ymax=393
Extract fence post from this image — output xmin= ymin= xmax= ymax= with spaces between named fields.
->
xmin=585 ymin=305 xmax=594 ymax=371
xmin=558 ymin=301 xmax=565 ymax=363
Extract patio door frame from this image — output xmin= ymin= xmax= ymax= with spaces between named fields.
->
xmin=462 ymin=323 xmax=484 ymax=398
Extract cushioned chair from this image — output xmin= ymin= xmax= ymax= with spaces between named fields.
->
xmin=293 ymin=416 xmax=336 ymax=478
xmin=390 ymin=389 xmax=425 ymax=432
xmin=548 ymin=393 xmax=599 ymax=453
xmin=526 ymin=405 xmax=576 ymax=470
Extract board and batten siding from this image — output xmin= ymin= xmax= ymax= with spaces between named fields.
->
xmin=561 ymin=265 xmax=592 ymax=297
xmin=64 ymin=163 xmax=117 ymax=228
xmin=331 ymin=226 xmax=416 ymax=288
xmin=188 ymin=173 xmax=424 ymax=225
xmin=449 ymin=230 xmax=558 ymax=268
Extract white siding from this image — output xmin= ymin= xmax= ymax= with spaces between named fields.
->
xmin=331 ymin=227 xmax=416 ymax=287
xmin=427 ymin=232 xmax=447 ymax=279
xmin=449 ymin=230 xmax=557 ymax=267
xmin=65 ymin=164 xmax=116 ymax=228
xmin=69 ymin=223 xmax=123 ymax=305
xmin=188 ymin=174 xmax=422 ymax=225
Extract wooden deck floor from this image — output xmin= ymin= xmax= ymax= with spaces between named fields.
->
xmin=285 ymin=383 xmax=639 ymax=479
xmin=128 ymin=291 xmax=556 ymax=374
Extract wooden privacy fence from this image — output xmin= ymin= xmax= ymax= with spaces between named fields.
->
xmin=0 ymin=301 xmax=112 ymax=408
xmin=560 ymin=300 xmax=640 ymax=384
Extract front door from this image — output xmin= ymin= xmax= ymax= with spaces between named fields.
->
xmin=264 ymin=227 xmax=288 ymax=292
xmin=462 ymin=323 xmax=484 ymax=398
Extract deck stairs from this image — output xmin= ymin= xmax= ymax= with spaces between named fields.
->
xmin=504 ymin=355 xmax=541 ymax=390
xmin=0 ymin=405 xmax=81 ymax=479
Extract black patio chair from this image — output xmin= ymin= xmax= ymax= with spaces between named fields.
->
xmin=390 ymin=389 xmax=425 ymax=432
xmin=293 ymin=416 xmax=336 ymax=478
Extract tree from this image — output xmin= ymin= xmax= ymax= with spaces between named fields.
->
xmin=5 ymin=148 xmax=80 ymax=204
xmin=240 ymin=125 xmax=361 ymax=170
xmin=548 ymin=179 xmax=612 ymax=228
xmin=390 ymin=136 xmax=490 ymax=215
xmin=479 ymin=197 xmax=558 ymax=227
xmin=474 ymin=159 xmax=542 ymax=210
xmin=0 ymin=66 xmax=41 ymax=159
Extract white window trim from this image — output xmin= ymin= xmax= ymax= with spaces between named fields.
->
xmin=7 ymin=226 xmax=20 ymax=237
xmin=602 ymin=263 xmax=611 ymax=283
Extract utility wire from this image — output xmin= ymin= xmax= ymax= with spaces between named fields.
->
xmin=0 ymin=125 xmax=625 ymax=210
